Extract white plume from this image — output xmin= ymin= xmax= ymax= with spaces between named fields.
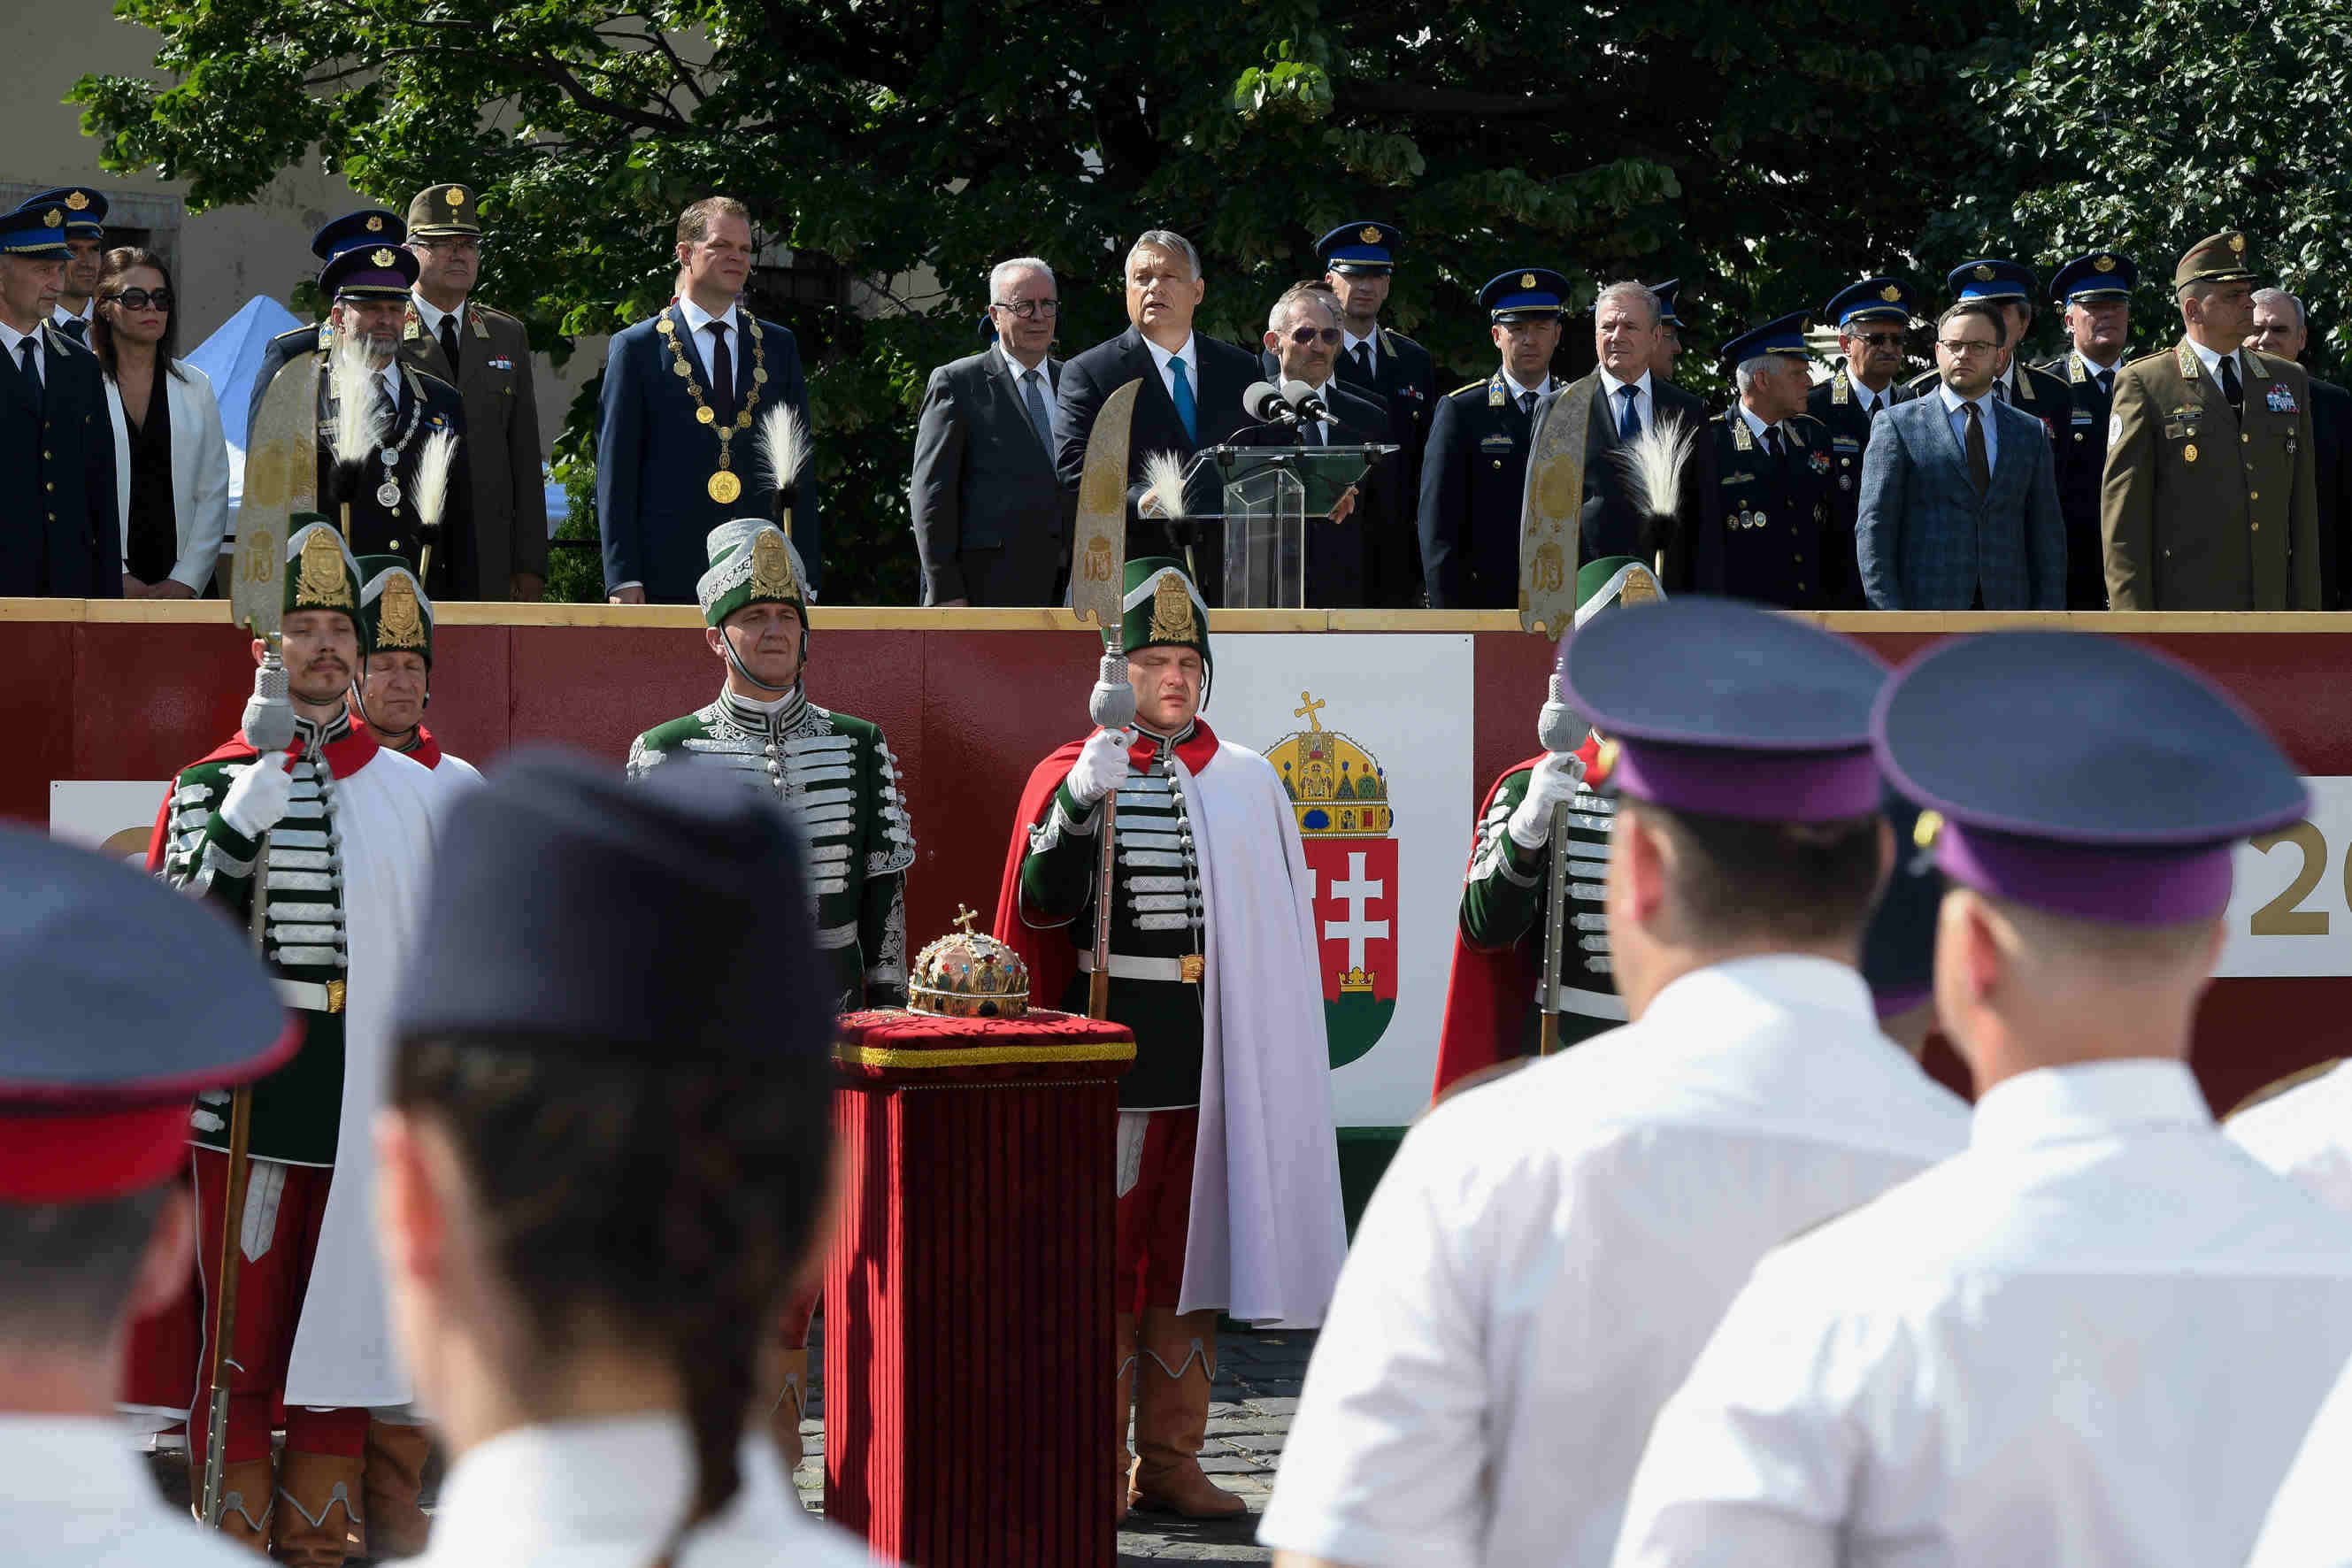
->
xmin=757 ymin=403 xmax=809 ymax=499
xmin=326 ymin=328 xmax=388 ymax=471
xmin=1141 ymin=451 xmax=1188 ymax=520
xmin=1614 ymin=415 xmax=1697 ymax=521
xmin=412 ymin=429 xmax=459 ymax=538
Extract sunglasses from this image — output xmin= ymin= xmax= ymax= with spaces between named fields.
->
xmin=1286 ymin=327 xmax=1343 ymax=346
xmin=105 ymin=288 xmax=173 ymax=311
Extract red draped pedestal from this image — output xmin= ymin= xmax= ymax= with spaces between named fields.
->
xmin=826 ymin=1007 xmax=1134 ymax=1567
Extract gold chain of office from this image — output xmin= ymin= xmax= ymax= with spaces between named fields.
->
xmin=657 ymin=311 xmax=768 ymax=503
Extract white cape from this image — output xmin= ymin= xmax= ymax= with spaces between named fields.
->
xmin=281 ymin=743 xmax=442 ymax=1408
xmin=1175 ymin=740 xmax=1348 ymax=1329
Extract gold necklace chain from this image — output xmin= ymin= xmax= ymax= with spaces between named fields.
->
xmin=657 ymin=306 xmax=769 ymax=503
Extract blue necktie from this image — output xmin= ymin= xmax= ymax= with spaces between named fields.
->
xmin=1170 ymin=355 xmax=1197 ymax=442
xmin=1020 ymin=368 xmax=1053 ymax=452
xmin=1617 ymin=382 xmax=1641 ymax=440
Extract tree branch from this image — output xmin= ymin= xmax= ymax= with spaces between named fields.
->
xmin=1338 ymin=81 xmax=1579 ymax=118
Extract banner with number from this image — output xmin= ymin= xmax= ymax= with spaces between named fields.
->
xmin=2221 ymin=778 xmax=2352 ymax=976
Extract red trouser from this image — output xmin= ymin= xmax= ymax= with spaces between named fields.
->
xmin=187 ymin=1149 xmax=368 ymax=1464
xmin=1114 ymin=1108 xmax=1199 ymax=1318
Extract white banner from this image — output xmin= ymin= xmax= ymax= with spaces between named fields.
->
xmin=2221 ymin=778 xmax=2352 ymax=977
xmin=50 ymin=780 xmax=172 ymax=864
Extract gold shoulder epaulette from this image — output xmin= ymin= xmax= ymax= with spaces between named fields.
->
xmin=2124 ymin=348 xmax=2171 ymax=371
xmin=1448 ymin=379 xmax=1486 ymax=397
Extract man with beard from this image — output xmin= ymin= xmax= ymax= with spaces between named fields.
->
xmin=128 ymin=519 xmax=441 ymax=1564
xmin=2039 ymin=253 xmax=2138 ymax=608
xmin=355 ymin=554 xmax=480 ymax=786
xmin=1810 ymin=278 xmax=1920 ymax=607
xmin=13 ymin=186 xmax=106 ymax=341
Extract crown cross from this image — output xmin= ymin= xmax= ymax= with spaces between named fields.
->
xmin=1295 ymin=691 xmax=1326 ymax=730
xmin=952 ymin=904 xmax=980 ymax=935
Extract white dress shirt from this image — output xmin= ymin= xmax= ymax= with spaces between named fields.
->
xmin=677 ymin=296 xmax=744 ymax=389
xmin=1258 ymin=957 xmax=1968 ymax=1568
xmin=0 ymin=316 xmax=45 ymax=387
xmin=2230 ymin=1062 xmax=2352 ymax=1214
xmin=1842 ymin=364 xmax=1895 ymax=417
xmin=2188 ymin=337 xmax=2249 ymax=394
xmin=1736 ymin=401 xmax=1794 ymax=450
xmin=408 ymin=289 xmax=466 ymax=343
xmin=1343 ymin=327 xmax=1380 ymax=378
xmin=1502 ymin=369 xmax=1554 ymax=412
xmin=1140 ymin=330 xmax=1199 ymax=412
xmin=1597 ymin=366 xmax=1655 ymax=437
xmin=1614 ymin=1058 xmax=2352 ymax=1568
xmin=52 ymin=298 xmax=94 ymax=333
xmin=411 ymin=1415 xmax=875 ymax=1568
xmin=996 ymin=340 xmax=1054 ymax=419
xmin=1938 ymin=380 xmax=2002 ymax=471
xmin=0 ymin=1414 xmax=257 ymax=1565
xmin=2247 ymin=1348 xmax=2352 ymax=1568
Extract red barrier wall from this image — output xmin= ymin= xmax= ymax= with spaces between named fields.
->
xmin=13 ymin=603 xmax=2352 ymax=1116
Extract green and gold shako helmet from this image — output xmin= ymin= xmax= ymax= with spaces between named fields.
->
xmin=285 ymin=516 xmax=364 ymax=634
xmin=357 ymin=554 xmax=434 ymax=664
xmin=1118 ymin=554 xmax=1211 ymax=665
xmin=1574 ymin=555 xmax=1664 ymax=630
xmin=697 ymin=518 xmax=810 ymax=629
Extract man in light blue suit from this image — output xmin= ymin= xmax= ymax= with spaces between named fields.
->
xmin=1857 ymin=298 xmax=2065 ymax=610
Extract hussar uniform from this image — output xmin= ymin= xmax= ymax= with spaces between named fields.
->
xmin=357 ymin=554 xmax=482 ymax=789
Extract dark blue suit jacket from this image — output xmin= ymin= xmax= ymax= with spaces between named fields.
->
xmin=0 ymin=325 xmax=119 ymax=597
xmin=596 ymin=303 xmax=821 ymax=603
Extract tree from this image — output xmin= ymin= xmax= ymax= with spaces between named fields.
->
xmin=75 ymin=0 xmax=2005 ymax=603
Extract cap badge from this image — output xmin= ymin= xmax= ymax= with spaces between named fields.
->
xmin=445 ymin=187 xmax=466 ymax=206
xmin=294 ymin=529 xmax=352 ymax=610
xmin=365 ymin=215 xmax=384 ymax=232
xmin=1973 ymin=265 xmax=1995 ymax=281
xmin=42 ymin=210 xmax=60 ymax=227
xmin=1359 ymin=225 xmax=1382 ymax=244
xmin=1519 ymin=273 xmax=1538 ymax=289
xmin=1913 ymin=809 xmax=1943 ymax=849
xmin=1619 ymin=568 xmax=1659 ymax=605
xmin=2230 ymin=234 xmax=2247 ymax=254
xmin=378 ymin=574 xmax=427 ymax=649
xmin=65 ymin=191 xmax=88 ymax=211
xmin=751 ymin=529 xmax=798 ymax=600
xmin=371 ymin=248 xmax=396 ymax=266
xmin=2095 ymin=254 xmax=2118 ymax=271
xmin=1879 ymin=284 xmax=1902 ymax=303
xmin=1148 ymin=571 xmax=1199 ymax=647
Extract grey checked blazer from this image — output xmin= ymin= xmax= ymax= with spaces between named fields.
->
xmin=1856 ymin=389 xmax=2065 ymax=610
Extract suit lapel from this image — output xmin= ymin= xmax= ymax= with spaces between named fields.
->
xmin=1987 ymin=402 xmax=2032 ymax=494
xmin=1125 ymin=330 xmax=1181 ymax=433
xmin=985 ymin=348 xmax=1053 ymax=462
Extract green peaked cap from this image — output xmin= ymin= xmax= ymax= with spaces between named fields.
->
xmin=284 ymin=516 xmax=365 ymax=634
xmin=1117 ymin=556 xmax=1211 ymax=673
xmin=357 ymin=554 xmax=434 ymax=664
xmin=697 ymin=518 xmax=810 ymax=629
xmin=1574 ymin=555 xmax=1665 ymax=630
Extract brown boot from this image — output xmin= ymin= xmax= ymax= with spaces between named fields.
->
xmin=197 ymin=1457 xmax=274 ymax=1553
xmin=273 ymin=1450 xmax=364 ymax=1568
xmin=1113 ymin=1311 xmax=1139 ymax=1524
xmin=1130 ymin=1307 xmax=1245 ymax=1518
xmin=768 ymin=1347 xmax=809 ymax=1475
xmin=363 ymin=1418 xmax=434 ymax=1559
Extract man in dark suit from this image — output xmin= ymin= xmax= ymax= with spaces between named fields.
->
xmin=910 ymin=257 xmax=1072 ymax=604
xmin=597 ymin=196 xmax=823 ymax=604
xmin=1525 ymin=279 xmax=1712 ymax=587
xmin=1317 ymin=222 xmax=1440 ymax=504
xmin=1695 ymin=312 xmax=1837 ymax=608
xmin=1052 ymin=229 xmax=1257 ymax=598
xmin=2038 ymin=253 xmax=2137 ymax=609
xmin=1857 ymin=300 xmax=2066 ymax=610
xmin=1810 ymin=278 xmax=1921 ymax=608
xmin=401 ymin=182 xmax=549 ymax=602
xmin=2249 ymin=286 xmax=2352 ymax=607
xmin=0 ymin=205 xmax=119 ymax=596
xmin=1244 ymin=283 xmax=1413 ymax=607
xmin=1418 ymin=269 xmax=1571 ymax=609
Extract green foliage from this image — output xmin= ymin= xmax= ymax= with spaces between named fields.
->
xmin=77 ymin=0 xmax=2008 ymax=601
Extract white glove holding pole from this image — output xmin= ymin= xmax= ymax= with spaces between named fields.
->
xmin=1065 ymin=728 xmax=1134 ymax=810
xmin=218 ymin=751 xmax=296 ymax=839
xmin=1506 ymin=749 xmax=1585 ymax=851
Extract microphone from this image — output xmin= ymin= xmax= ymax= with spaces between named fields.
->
xmin=1242 ymin=380 xmax=1301 ymax=427
xmin=1281 ymin=379 xmax=1332 ymax=423
xmin=242 ymin=645 xmax=297 ymax=753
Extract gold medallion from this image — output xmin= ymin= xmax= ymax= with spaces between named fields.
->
xmin=1359 ymin=225 xmax=1382 ymax=244
xmin=371 ymin=248 xmax=396 ymax=266
xmin=2230 ymin=234 xmax=2247 ymax=254
xmin=753 ymin=367 xmax=768 ymax=384
xmin=2095 ymin=254 xmax=2117 ymax=271
xmin=673 ymin=361 xmax=691 ymax=378
xmin=366 ymin=215 xmax=383 ymax=232
xmin=1973 ymin=264 xmax=1995 ymax=281
xmin=655 ymin=315 xmax=675 ymax=334
xmin=1180 ymin=954 xmax=1205 ymax=985
xmin=445 ymin=187 xmax=466 ymax=207
xmin=1879 ymin=283 xmax=1902 ymax=303
xmin=735 ymin=411 xmax=752 ymax=430
xmin=42 ymin=209 xmax=60 ymax=227
xmin=696 ymin=405 xmax=715 ymax=425
xmin=1519 ymin=272 xmax=1537 ymax=289
xmin=708 ymin=469 xmax=742 ymax=503
xmin=2185 ymin=443 xmax=2199 ymax=463
xmin=65 ymin=190 xmax=88 ymax=211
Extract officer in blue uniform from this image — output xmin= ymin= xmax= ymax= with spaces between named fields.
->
xmin=246 ymin=208 xmax=408 ymax=436
xmin=1697 ymin=312 xmax=1835 ymax=607
xmin=1809 ymin=278 xmax=1921 ymax=608
xmin=1418 ymin=268 xmax=1570 ymax=608
xmin=1649 ymin=279 xmax=1684 ymax=382
xmin=2039 ymin=252 xmax=2137 ymax=609
xmin=0 ymin=204 xmax=118 ymax=597
xmin=1314 ymin=221 xmax=1441 ymax=507
xmin=12 ymin=187 xmax=108 ymax=341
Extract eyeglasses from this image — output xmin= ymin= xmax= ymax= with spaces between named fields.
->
xmin=1849 ymin=331 xmax=1906 ymax=349
xmin=1286 ymin=327 xmax=1343 ymax=346
xmin=1938 ymin=339 xmax=1999 ymax=356
xmin=104 ymin=288 xmax=173 ymax=311
xmin=993 ymin=299 xmax=1061 ymax=319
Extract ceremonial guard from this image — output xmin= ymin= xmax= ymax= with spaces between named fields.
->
xmin=995 ymin=557 xmax=1345 ymax=1519
xmin=400 ymin=183 xmax=548 ymax=601
xmin=13 ymin=186 xmax=107 ymax=340
xmin=0 ymin=829 xmax=292 ymax=1568
xmin=1418 ymin=269 xmax=1570 ymax=608
xmin=357 ymin=554 xmax=480 ymax=778
xmin=1616 ymin=630 xmax=2352 ymax=1568
xmin=1431 ymin=557 xmax=1663 ymax=1096
xmin=375 ymin=757 xmax=873 ymax=1567
xmin=2102 ymin=231 xmax=2323 ymax=610
xmin=135 ymin=519 xmax=441 ymax=1564
xmin=1696 ymin=312 xmax=1835 ymax=606
xmin=1809 ymin=277 xmax=1919 ymax=607
xmin=247 ymin=209 xmax=476 ymax=599
xmin=1648 ymin=280 xmax=1683 ymax=381
xmin=1317 ymin=222 xmax=1440 ymax=498
xmin=1262 ymin=599 xmax=1965 ymax=1568
xmin=2038 ymin=252 xmax=2135 ymax=608
xmin=0 ymin=204 xmax=119 ymax=597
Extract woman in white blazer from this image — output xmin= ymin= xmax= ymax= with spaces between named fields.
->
xmin=92 ymin=249 xmax=229 ymax=598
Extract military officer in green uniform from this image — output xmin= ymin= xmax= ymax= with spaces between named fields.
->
xmin=2040 ymin=251 xmax=2136 ymax=608
xmin=1697 ymin=312 xmax=1836 ymax=606
xmin=627 ymin=519 xmax=914 ymax=1011
xmin=1417 ymin=268 xmax=1570 ymax=608
xmin=1810 ymin=278 xmax=1920 ymax=608
xmin=1429 ymin=557 xmax=1663 ymax=1097
xmin=2102 ymin=231 xmax=2323 ymax=610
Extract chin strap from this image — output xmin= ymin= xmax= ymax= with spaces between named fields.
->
xmin=721 ymin=624 xmax=806 ymax=694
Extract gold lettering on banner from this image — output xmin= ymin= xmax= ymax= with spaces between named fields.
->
xmin=2251 ymin=821 xmax=2329 ymax=935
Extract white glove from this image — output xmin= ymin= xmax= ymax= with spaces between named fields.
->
xmin=1505 ymin=749 xmax=1586 ymax=851
xmin=218 ymin=751 xmax=296 ymax=839
xmin=1064 ymin=728 xmax=1134 ymax=811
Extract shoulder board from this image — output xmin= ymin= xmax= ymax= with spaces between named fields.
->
xmin=473 ymin=303 xmax=521 ymax=325
xmin=1447 ymin=380 xmax=1487 ymax=398
xmin=2123 ymin=348 xmax=2171 ymax=371
xmin=1903 ymin=367 xmax=1939 ymax=392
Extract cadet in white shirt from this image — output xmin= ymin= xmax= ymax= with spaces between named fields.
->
xmin=0 ymin=828 xmax=292 ymax=1566
xmin=1615 ymin=628 xmax=2352 ymax=1568
xmin=375 ymin=754 xmax=877 ymax=1567
xmin=2228 ymin=1059 xmax=2352 ymax=1214
xmin=1260 ymin=598 xmax=1971 ymax=1568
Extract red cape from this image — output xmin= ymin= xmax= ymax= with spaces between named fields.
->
xmin=142 ymin=721 xmax=383 ymax=872
xmin=993 ymin=721 xmax=1222 ymax=1013
xmin=1429 ymin=734 xmax=1607 ymax=1101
